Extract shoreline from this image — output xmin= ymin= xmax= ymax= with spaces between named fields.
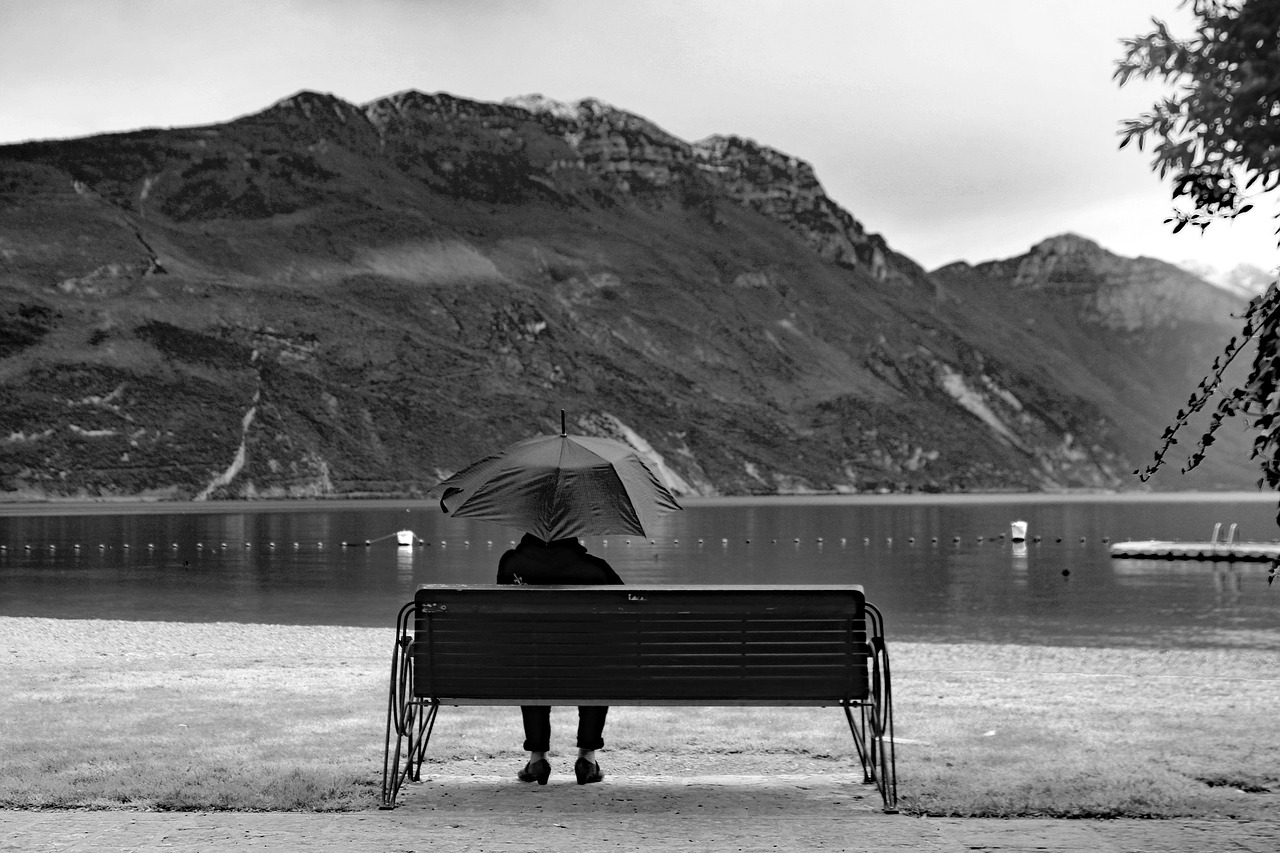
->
xmin=1 ymin=489 xmax=1278 ymax=517
xmin=4 ymin=616 xmax=1277 ymax=678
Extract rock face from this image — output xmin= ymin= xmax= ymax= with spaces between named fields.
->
xmin=986 ymin=234 xmax=1241 ymax=331
xmin=930 ymin=234 xmax=1254 ymax=490
xmin=0 ymin=90 xmax=1256 ymax=500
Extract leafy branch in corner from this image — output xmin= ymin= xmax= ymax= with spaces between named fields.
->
xmin=1117 ymin=0 xmax=1280 ymax=585
xmin=1136 ymin=283 xmax=1280 ymax=585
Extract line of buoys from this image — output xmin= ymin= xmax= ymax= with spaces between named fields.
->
xmin=0 ymin=529 xmax=1123 ymax=554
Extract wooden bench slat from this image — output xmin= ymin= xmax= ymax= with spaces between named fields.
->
xmin=424 ymin=680 xmax=859 ymax=701
xmin=423 ymin=652 xmax=863 ymax=665
xmin=422 ymin=618 xmax=861 ymax=631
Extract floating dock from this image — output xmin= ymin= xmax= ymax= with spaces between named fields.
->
xmin=1109 ymin=523 xmax=1280 ymax=561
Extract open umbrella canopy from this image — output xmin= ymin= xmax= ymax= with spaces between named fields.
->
xmin=427 ymin=430 xmax=683 ymax=541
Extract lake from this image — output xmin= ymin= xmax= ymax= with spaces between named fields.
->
xmin=2 ymin=493 xmax=1278 ymax=650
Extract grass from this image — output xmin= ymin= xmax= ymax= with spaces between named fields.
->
xmin=1 ymin=619 xmax=1277 ymax=816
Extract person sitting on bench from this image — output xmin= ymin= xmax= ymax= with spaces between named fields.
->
xmin=496 ymin=533 xmax=623 ymax=785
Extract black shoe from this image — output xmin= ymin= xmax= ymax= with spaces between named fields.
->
xmin=574 ymin=757 xmax=603 ymax=785
xmin=517 ymin=758 xmax=551 ymax=785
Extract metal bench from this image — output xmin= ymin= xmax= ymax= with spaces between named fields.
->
xmin=380 ymin=584 xmax=897 ymax=812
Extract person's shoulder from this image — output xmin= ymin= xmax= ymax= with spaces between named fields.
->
xmin=583 ymin=552 xmax=623 ymax=584
xmin=496 ymin=547 xmax=522 ymax=584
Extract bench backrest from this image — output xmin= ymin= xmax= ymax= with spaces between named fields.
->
xmin=411 ymin=584 xmax=870 ymax=705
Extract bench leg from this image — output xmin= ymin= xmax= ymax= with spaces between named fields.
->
xmin=841 ymin=655 xmax=898 ymax=812
xmin=842 ymin=703 xmax=875 ymax=785
xmin=381 ymin=604 xmax=440 ymax=810
xmin=843 ymin=701 xmax=897 ymax=814
xmin=406 ymin=699 xmax=439 ymax=783
xmin=381 ymin=698 xmax=439 ymax=809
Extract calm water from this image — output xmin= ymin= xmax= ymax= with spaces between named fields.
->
xmin=2 ymin=493 xmax=1279 ymax=649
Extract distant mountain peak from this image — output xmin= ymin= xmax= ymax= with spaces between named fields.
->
xmin=502 ymin=92 xmax=580 ymax=121
xmin=1028 ymin=233 xmax=1104 ymax=257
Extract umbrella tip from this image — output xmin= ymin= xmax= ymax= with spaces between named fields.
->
xmin=561 ymin=409 xmax=567 ymax=436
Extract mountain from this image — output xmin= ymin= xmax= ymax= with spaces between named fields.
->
xmin=931 ymin=234 xmax=1257 ymax=492
xmin=1178 ymin=259 xmax=1274 ymax=299
xmin=0 ymin=90 xmax=1258 ymax=500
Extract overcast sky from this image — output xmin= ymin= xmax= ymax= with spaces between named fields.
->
xmin=3 ymin=0 xmax=1277 ymax=279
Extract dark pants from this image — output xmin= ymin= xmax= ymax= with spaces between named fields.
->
xmin=520 ymin=705 xmax=609 ymax=752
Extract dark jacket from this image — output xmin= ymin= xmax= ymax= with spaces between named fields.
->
xmin=496 ymin=533 xmax=623 ymax=585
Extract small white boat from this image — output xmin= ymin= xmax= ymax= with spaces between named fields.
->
xmin=396 ymin=530 xmax=416 ymax=547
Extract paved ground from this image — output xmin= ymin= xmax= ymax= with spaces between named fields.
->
xmin=3 ymin=773 xmax=1276 ymax=852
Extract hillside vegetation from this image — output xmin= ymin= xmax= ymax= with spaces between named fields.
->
xmin=0 ymin=90 xmax=1256 ymax=499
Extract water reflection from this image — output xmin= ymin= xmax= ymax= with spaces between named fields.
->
xmin=1 ymin=494 xmax=1278 ymax=649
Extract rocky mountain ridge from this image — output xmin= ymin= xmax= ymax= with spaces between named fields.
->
xmin=0 ymin=90 xmax=1258 ymax=500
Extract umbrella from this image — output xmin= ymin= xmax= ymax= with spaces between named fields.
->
xmin=428 ymin=413 xmax=682 ymax=541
